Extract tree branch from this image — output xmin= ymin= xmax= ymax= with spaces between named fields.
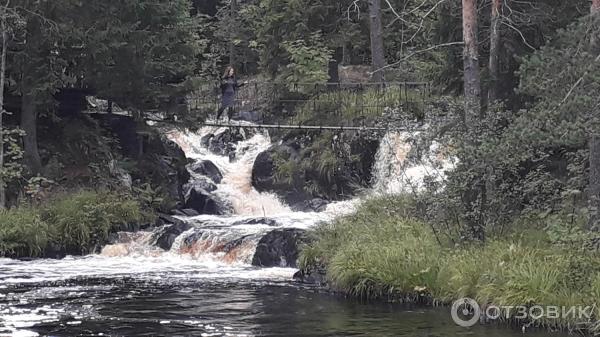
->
xmin=369 ymin=41 xmax=463 ymax=74
xmin=560 ymin=53 xmax=600 ymax=106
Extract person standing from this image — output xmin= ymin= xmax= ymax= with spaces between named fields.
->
xmin=216 ymin=66 xmax=246 ymax=121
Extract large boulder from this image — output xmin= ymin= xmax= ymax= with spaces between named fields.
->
xmin=251 ymin=144 xmax=308 ymax=205
xmin=183 ymin=177 xmax=217 ymax=195
xmin=251 ymin=229 xmax=311 ymax=268
xmin=252 ymin=131 xmax=381 ymax=203
xmin=188 ymin=160 xmax=223 ymax=184
xmin=133 ymin=135 xmax=191 ymax=209
xmin=153 ymin=215 xmax=193 ymax=251
xmin=184 ymin=186 xmax=224 ymax=215
xmin=293 ymin=265 xmax=328 ymax=286
xmin=203 ymin=128 xmax=250 ymax=156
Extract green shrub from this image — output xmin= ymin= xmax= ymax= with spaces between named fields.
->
xmin=0 ymin=208 xmax=50 ymax=257
xmin=303 ymin=195 xmax=600 ymax=331
xmin=42 ymin=191 xmax=144 ymax=254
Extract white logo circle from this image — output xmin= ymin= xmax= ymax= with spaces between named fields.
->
xmin=451 ymin=298 xmax=481 ymax=327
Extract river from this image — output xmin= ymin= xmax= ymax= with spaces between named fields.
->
xmin=0 ymin=124 xmax=565 ymax=336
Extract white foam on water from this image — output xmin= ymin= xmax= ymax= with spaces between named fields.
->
xmin=372 ymin=130 xmax=455 ymax=195
xmin=0 ymin=121 xmax=453 ymax=336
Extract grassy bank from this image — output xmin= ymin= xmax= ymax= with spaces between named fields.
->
xmin=300 ymin=197 xmax=600 ymax=334
xmin=0 ymin=190 xmax=146 ymax=258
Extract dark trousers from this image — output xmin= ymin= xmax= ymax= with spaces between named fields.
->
xmin=217 ymin=105 xmax=234 ymax=121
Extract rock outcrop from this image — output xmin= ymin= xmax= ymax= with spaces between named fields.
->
xmin=251 ymin=228 xmax=310 ymax=268
xmin=188 ymin=160 xmax=222 ymax=184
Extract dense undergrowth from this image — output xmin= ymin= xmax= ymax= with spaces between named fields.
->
xmin=300 ymin=196 xmax=600 ymax=333
xmin=291 ymin=86 xmax=427 ymax=125
xmin=0 ymin=191 xmax=146 ymax=258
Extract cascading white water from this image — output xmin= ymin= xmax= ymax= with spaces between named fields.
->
xmin=99 ymin=123 xmax=455 ymax=267
xmin=372 ymin=130 xmax=455 ymax=195
xmin=166 ymin=125 xmax=291 ymax=216
xmin=1 ymin=123 xmax=454 ymax=288
xmin=99 ymin=121 xmax=359 ymax=267
xmin=0 ymin=122 xmax=456 ymax=337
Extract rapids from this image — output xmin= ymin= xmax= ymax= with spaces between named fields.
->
xmin=0 ymin=121 xmax=461 ymax=336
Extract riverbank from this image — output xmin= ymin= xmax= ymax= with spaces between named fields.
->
xmin=298 ymin=196 xmax=600 ymax=335
xmin=0 ymin=190 xmax=151 ymax=258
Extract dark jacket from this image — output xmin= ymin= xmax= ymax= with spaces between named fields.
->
xmin=220 ymin=76 xmax=245 ymax=107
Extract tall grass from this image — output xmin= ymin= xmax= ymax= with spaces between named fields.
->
xmin=301 ymin=195 xmax=600 ymax=332
xmin=42 ymin=191 xmax=143 ymax=253
xmin=0 ymin=190 xmax=144 ymax=258
xmin=0 ymin=208 xmax=50 ymax=257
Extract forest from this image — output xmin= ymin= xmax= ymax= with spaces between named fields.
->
xmin=0 ymin=0 xmax=599 ymax=336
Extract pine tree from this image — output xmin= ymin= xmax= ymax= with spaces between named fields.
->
xmin=368 ymin=0 xmax=385 ymax=83
xmin=462 ymin=0 xmax=481 ymax=125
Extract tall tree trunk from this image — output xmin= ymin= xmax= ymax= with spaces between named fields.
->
xmin=0 ymin=14 xmax=7 ymax=209
xmin=462 ymin=0 xmax=484 ymax=240
xmin=368 ymin=0 xmax=385 ymax=84
xmin=591 ymin=136 xmax=600 ymax=230
xmin=462 ymin=0 xmax=481 ymax=125
xmin=487 ymin=0 xmax=502 ymax=103
xmin=589 ymin=0 xmax=600 ymax=230
xmin=229 ymin=0 xmax=237 ymax=67
xmin=21 ymin=87 xmax=41 ymax=174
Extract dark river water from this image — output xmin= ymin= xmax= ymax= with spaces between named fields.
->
xmin=0 ymin=257 xmax=567 ymax=337
xmin=0 ymin=127 xmax=571 ymax=337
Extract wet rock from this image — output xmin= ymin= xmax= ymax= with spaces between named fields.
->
xmin=154 ymin=218 xmax=192 ymax=251
xmin=251 ymin=150 xmax=275 ymax=188
xmin=188 ymin=160 xmax=222 ymax=184
xmin=252 ymin=131 xmax=380 ymax=203
xmin=222 ymin=235 xmax=253 ymax=253
xmin=172 ymin=208 xmax=200 ymax=217
xmin=183 ymin=177 xmax=218 ymax=195
xmin=231 ymin=217 xmax=279 ymax=227
xmin=251 ymin=229 xmax=310 ymax=268
xmin=205 ymin=128 xmax=245 ymax=156
xmin=156 ymin=213 xmax=184 ymax=226
xmin=291 ymin=198 xmax=329 ymax=213
xmin=182 ymin=230 xmax=205 ymax=247
xmin=131 ymin=135 xmax=191 ymax=209
xmin=293 ymin=265 xmax=328 ymax=286
xmin=184 ymin=186 xmax=223 ymax=215
xmin=43 ymin=243 xmax=67 ymax=259
xmin=251 ymin=145 xmax=307 ymax=205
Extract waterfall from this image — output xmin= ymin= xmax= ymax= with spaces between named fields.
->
xmin=167 ymin=125 xmax=291 ymax=216
xmin=100 ymin=123 xmax=453 ymax=270
xmin=100 ymin=121 xmax=358 ymax=268
xmin=372 ymin=130 xmax=455 ymax=195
